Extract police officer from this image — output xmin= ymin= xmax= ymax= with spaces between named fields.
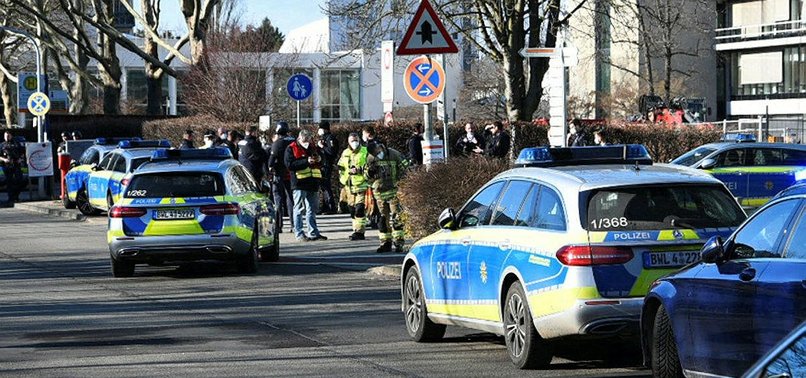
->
xmin=365 ymin=142 xmax=408 ymax=253
xmin=0 ymin=131 xmax=25 ymax=204
xmin=316 ymin=121 xmax=339 ymax=214
xmin=338 ymin=133 xmax=369 ymax=240
xmin=267 ymin=122 xmax=295 ymax=232
xmin=179 ymin=129 xmax=195 ymax=149
xmin=238 ymin=126 xmax=268 ymax=188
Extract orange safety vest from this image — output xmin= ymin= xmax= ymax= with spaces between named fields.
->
xmin=289 ymin=142 xmax=323 ymax=180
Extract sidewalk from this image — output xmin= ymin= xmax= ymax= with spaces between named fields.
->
xmin=13 ymin=200 xmax=87 ymax=221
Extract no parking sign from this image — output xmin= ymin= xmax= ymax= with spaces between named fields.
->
xmin=403 ymin=56 xmax=445 ymax=104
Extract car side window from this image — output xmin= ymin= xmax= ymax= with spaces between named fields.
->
xmin=514 ymin=185 xmax=539 ymax=227
xmin=491 ymin=180 xmax=533 ymax=226
xmin=79 ymin=149 xmax=99 ymax=165
xmin=716 ymin=149 xmax=747 ymax=167
xmin=782 ymin=149 xmax=806 ymax=166
xmin=732 ymin=199 xmax=801 ymax=259
xmin=459 ymin=181 xmax=505 ymax=228
xmin=761 ymin=332 xmax=806 ymax=377
xmin=235 ymin=166 xmax=258 ymax=192
xmin=532 ymin=185 xmax=566 ymax=231
xmin=783 ymin=205 xmax=806 ymax=259
xmin=750 ymin=148 xmax=782 ymax=166
xmin=226 ymin=168 xmax=246 ymax=194
xmin=98 ymin=153 xmax=115 ymax=170
xmin=112 ymin=156 xmax=127 ymax=173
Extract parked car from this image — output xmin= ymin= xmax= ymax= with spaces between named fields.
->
xmin=742 ymin=321 xmax=806 ymax=378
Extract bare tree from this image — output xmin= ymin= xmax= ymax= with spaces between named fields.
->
xmin=458 ymin=57 xmax=506 ymax=120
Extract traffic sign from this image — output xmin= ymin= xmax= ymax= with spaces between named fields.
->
xmin=287 ymin=73 xmax=312 ymax=101
xmin=403 ymin=56 xmax=446 ymax=104
xmin=27 ymin=92 xmax=51 ymax=116
xmin=397 ymin=0 xmax=458 ymax=55
xmin=381 ymin=40 xmax=395 ymax=113
xmin=384 ymin=112 xmax=394 ymax=126
xmin=520 ymin=46 xmax=579 ymax=66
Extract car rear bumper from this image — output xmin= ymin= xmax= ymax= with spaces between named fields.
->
xmin=535 ymin=297 xmax=643 ymax=339
xmin=109 ymin=234 xmax=251 ymax=263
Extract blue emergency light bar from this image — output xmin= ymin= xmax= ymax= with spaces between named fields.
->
xmin=118 ymin=139 xmax=171 ymax=149
xmin=95 ymin=137 xmax=141 ymax=145
xmin=151 ymin=147 xmax=233 ymax=161
xmin=722 ymin=133 xmax=756 ymax=143
xmin=515 ymin=144 xmax=653 ymax=167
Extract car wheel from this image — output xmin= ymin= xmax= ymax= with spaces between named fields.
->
xmin=403 ymin=266 xmax=446 ymax=341
xmin=503 ymin=281 xmax=552 ymax=369
xmin=111 ymin=256 xmax=134 ymax=277
xmin=260 ymin=218 xmax=280 ymax=262
xmin=76 ymin=188 xmax=99 ymax=215
xmin=62 ymin=193 xmax=76 ymax=209
xmin=236 ymin=225 xmax=259 ymax=274
xmin=652 ymin=305 xmax=684 ymax=378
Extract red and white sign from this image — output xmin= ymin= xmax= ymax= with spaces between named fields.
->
xmin=403 ymin=56 xmax=446 ymax=104
xmin=384 ymin=112 xmax=394 ymax=126
xmin=397 ymin=0 xmax=458 ymax=55
xmin=381 ymin=40 xmax=394 ymax=113
xmin=25 ymin=142 xmax=53 ymax=177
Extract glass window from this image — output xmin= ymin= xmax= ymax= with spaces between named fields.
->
xmin=782 ymin=149 xmax=806 ymax=166
xmin=534 ymin=186 xmax=566 ymax=231
xmin=733 ymin=199 xmax=801 ymax=259
xmin=750 ymin=148 xmax=783 ymax=166
xmin=761 ymin=332 xmax=806 ymax=377
xmin=491 ymin=181 xmax=533 ymax=226
xmin=320 ymin=69 xmax=360 ymax=122
xmin=459 ymin=181 xmax=505 ymax=228
xmin=586 ymin=185 xmax=746 ymax=231
xmin=129 ymin=158 xmax=149 ymax=172
xmin=515 ymin=185 xmax=539 ymax=227
xmin=125 ymin=172 xmax=225 ymax=198
xmin=112 ymin=156 xmax=126 ymax=173
xmin=98 ymin=153 xmax=116 ymax=170
xmin=671 ymin=146 xmax=717 ymax=166
xmin=784 ymin=207 xmax=806 ymax=259
xmin=236 ymin=166 xmax=258 ymax=193
xmin=79 ymin=149 xmax=100 ymax=165
xmin=225 ymin=169 xmax=246 ymax=195
xmin=717 ymin=149 xmax=748 ymax=167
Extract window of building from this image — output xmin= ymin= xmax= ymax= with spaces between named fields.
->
xmin=320 ymin=69 xmax=360 ymax=122
xmin=740 ymin=52 xmax=783 ymax=85
xmin=730 ymin=46 xmax=806 ymax=99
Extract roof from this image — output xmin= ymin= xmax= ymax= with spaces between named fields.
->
xmin=109 ymin=148 xmax=166 ymax=159
xmin=135 ymin=159 xmax=239 ymax=175
xmin=496 ymin=163 xmax=722 ymax=192
xmin=700 ymin=142 xmax=806 ymax=151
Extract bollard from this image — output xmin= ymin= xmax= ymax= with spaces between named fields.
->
xmin=57 ymin=153 xmax=71 ymax=200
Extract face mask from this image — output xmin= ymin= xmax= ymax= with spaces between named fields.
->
xmin=376 ymin=151 xmax=385 ymax=159
xmin=362 ymin=135 xmax=368 ymax=142
xmin=349 ymin=141 xmax=360 ymax=150
xmin=299 ymin=140 xmax=309 ymax=149
xmin=318 ymin=129 xmax=325 ymax=136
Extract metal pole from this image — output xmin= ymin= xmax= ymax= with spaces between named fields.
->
xmin=423 ymin=103 xmax=432 ymax=169
xmin=296 ymin=100 xmax=301 ymax=129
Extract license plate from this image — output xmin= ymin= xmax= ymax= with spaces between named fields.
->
xmin=154 ymin=208 xmax=195 ymax=220
xmin=643 ymin=251 xmax=700 ymax=268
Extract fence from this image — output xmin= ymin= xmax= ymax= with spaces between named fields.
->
xmin=689 ymin=117 xmax=805 ymax=144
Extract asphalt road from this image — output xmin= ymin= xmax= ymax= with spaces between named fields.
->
xmin=0 ymin=208 xmax=650 ymax=377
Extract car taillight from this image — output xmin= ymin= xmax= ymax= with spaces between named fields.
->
xmin=120 ymin=178 xmax=130 ymax=187
xmin=109 ymin=206 xmax=147 ymax=218
xmin=556 ymin=245 xmax=634 ymax=266
xmin=200 ymin=203 xmax=240 ymax=215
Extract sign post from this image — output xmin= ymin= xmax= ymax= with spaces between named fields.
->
xmin=381 ymin=41 xmax=395 ymax=115
xmin=286 ymin=73 xmax=313 ymax=129
xmin=396 ymin=0 xmax=458 ymax=168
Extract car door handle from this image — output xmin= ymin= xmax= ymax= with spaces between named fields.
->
xmin=739 ymin=267 xmax=756 ymax=282
xmin=460 ymin=238 xmax=470 ymax=247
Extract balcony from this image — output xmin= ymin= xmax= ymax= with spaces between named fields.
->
xmin=716 ymin=20 xmax=806 ymax=47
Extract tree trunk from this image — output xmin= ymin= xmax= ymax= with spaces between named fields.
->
xmin=98 ymin=32 xmax=122 ymax=114
xmin=638 ymin=6 xmax=655 ymax=95
xmin=663 ymin=0 xmax=672 ymax=102
xmin=0 ymin=74 xmax=13 ymax=128
xmin=70 ymin=0 xmax=89 ymax=114
xmin=503 ymin=0 xmax=527 ymax=122
xmin=143 ymin=0 xmax=163 ymax=115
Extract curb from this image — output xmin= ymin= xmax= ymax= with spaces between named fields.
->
xmin=368 ymin=264 xmax=401 ymax=277
xmin=14 ymin=202 xmax=87 ymax=221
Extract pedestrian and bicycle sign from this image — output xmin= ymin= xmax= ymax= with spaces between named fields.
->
xmin=27 ymin=91 xmax=51 ymax=117
xmin=403 ymin=56 xmax=445 ymax=104
xmin=287 ymin=74 xmax=312 ymax=101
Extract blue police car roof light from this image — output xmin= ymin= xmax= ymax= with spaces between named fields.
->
xmin=722 ymin=133 xmax=756 ymax=143
xmin=118 ymin=139 xmax=171 ymax=149
xmin=151 ymin=147 xmax=233 ymax=161
xmin=95 ymin=137 xmax=142 ymax=145
xmin=515 ymin=144 xmax=653 ymax=167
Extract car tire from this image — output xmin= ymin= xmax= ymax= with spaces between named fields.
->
xmin=260 ymin=218 xmax=280 ymax=262
xmin=236 ymin=225 xmax=259 ymax=274
xmin=111 ymin=256 xmax=134 ymax=277
xmin=403 ymin=266 xmax=446 ymax=342
xmin=76 ymin=187 xmax=100 ymax=215
xmin=504 ymin=281 xmax=552 ymax=369
xmin=652 ymin=305 xmax=684 ymax=378
xmin=62 ymin=193 xmax=76 ymax=209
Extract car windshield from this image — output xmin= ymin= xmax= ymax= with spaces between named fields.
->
xmin=124 ymin=172 xmax=225 ymax=198
xmin=585 ymin=185 xmax=746 ymax=231
xmin=670 ymin=146 xmax=717 ymax=166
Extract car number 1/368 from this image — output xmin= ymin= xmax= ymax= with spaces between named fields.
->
xmin=591 ymin=217 xmax=629 ymax=229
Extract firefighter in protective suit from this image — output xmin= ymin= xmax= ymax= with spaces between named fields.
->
xmin=338 ymin=133 xmax=369 ymax=240
xmin=365 ymin=142 xmax=408 ymax=253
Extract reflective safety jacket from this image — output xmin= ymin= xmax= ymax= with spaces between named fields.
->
xmin=284 ymin=141 xmax=322 ymax=191
xmin=338 ymin=146 xmax=369 ymax=192
xmin=366 ymin=147 xmax=407 ymax=200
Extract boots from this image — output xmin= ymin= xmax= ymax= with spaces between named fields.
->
xmin=349 ymin=232 xmax=365 ymax=240
xmin=394 ymin=241 xmax=407 ymax=254
xmin=376 ymin=240 xmax=393 ymax=253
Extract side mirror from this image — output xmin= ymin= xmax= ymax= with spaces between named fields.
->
xmin=699 ymin=158 xmax=717 ymax=170
xmin=701 ymin=236 xmax=724 ymax=263
xmin=438 ymin=208 xmax=456 ymax=230
xmin=90 ymin=163 xmax=99 ymax=171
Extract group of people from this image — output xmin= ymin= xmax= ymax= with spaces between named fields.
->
xmin=454 ymin=121 xmax=511 ymax=159
xmin=566 ymin=118 xmax=610 ymax=147
xmin=179 ymin=128 xmax=242 ymax=159
xmin=0 ymin=131 xmax=25 ymax=205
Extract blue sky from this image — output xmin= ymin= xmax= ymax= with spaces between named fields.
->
xmin=156 ymin=0 xmax=329 ymax=35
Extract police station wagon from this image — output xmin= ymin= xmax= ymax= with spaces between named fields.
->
xmin=400 ymin=145 xmax=747 ymax=369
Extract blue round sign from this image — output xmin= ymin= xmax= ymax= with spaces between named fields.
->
xmin=287 ymin=74 xmax=313 ymax=101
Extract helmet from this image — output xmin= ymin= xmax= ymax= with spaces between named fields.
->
xmin=276 ymin=121 xmax=289 ymax=135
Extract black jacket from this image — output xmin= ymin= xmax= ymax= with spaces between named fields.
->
xmin=485 ymin=131 xmax=511 ymax=159
xmin=221 ymin=140 xmax=238 ymax=160
xmin=319 ymin=132 xmax=339 ymax=170
xmin=284 ymin=141 xmax=321 ymax=192
xmin=268 ymin=136 xmax=295 ymax=181
xmin=455 ymin=132 xmax=484 ymax=156
xmin=406 ymin=134 xmax=423 ymax=165
xmin=238 ymin=135 xmax=268 ymax=180
xmin=179 ymin=139 xmax=195 ymax=149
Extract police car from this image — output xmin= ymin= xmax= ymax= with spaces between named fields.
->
xmin=671 ymin=142 xmax=806 ymax=208
xmin=400 ymin=145 xmax=747 ymax=369
xmin=107 ymin=148 xmax=278 ymax=277
xmin=64 ymin=138 xmax=143 ymax=212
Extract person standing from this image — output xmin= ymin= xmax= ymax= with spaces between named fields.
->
xmin=338 ymin=133 xmax=369 ymax=240
xmin=593 ymin=129 xmax=609 ymax=146
xmin=365 ymin=142 xmax=407 ymax=253
xmin=457 ymin=122 xmax=484 ymax=156
xmin=567 ymin=119 xmax=587 ymax=147
xmin=285 ymin=129 xmax=327 ymax=242
xmin=268 ymin=122 xmax=295 ymax=232
xmin=406 ymin=123 xmax=424 ymax=166
xmin=226 ymin=131 xmax=241 ymax=159
xmin=238 ymin=126 xmax=268 ymax=188
xmin=484 ymin=121 xmax=511 ymax=159
xmin=316 ymin=121 xmax=339 ymax=215
xmin=0 ymin=131 xmax=25 ymax=205
xmin=57 ymin=132 xmax=70 ymax=154
xmin=179 ymin=129 xmax=195 ymax=149
xmin=362 ymin=125 xmax=380 ymax=151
